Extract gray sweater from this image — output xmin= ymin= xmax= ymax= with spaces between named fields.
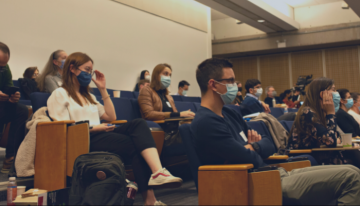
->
xmin=44 ymin=72 xmax=62 ymax=93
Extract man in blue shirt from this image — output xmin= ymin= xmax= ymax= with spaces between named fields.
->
xmin=191 ymin=58 xmax=360 ymax=205
xmin=241 ymin=79 xmax=270 ymax=114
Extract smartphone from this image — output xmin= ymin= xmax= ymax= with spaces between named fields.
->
xmin=4 ymin=86 xmax=19 ymax=95
xmin=107 ymin=124 xmax=120 ymax=127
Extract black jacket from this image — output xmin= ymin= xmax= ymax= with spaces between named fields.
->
xmin=19 ymin=78 xmax=39 ymax=100
xmin=336 ymin=108 xmax=360 ymax=137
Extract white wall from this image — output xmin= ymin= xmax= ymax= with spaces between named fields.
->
xmin=0 ymin=0 xmax=211 ymax=96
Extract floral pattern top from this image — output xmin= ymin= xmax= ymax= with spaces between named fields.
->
xmin=288 ymin=107 xmax=345 ymax=165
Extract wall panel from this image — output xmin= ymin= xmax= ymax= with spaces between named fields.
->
xmin=259 ymin=54 xmax=290 ymax=101
xmin=232 ymin=57 xmax=258 ymax=98
xmin=325 ymin=46 xmax=360 ymax=93
xmin=291 ymin=50 xmax=323 ymax=87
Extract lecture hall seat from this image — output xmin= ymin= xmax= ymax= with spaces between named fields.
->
xmin=179 ymin=124 xmax=311 ymax=205
xmin=180 ymin=96 xmax=201 ymax=103
xmin=171 ymin=95 xmax=182 ymax=102
xmin=270 ymin=107 xmax=284 ymax=118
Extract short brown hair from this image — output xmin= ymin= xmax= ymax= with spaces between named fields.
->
xmin=352 ymin=92 xmax=360 ymax=102
xmin=138 ymin=79 xmax=150 ymax=88
xmin=196 ymin=58 xmax=233 ymax=95
xmin=23 ymin=67 xmax=38 ymax=79
xmin=0 ymin=42 xmax=10 ymax=56
xmin=150 ymin=63 xmax=172 ymax=95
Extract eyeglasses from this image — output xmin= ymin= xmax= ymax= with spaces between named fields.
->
xmin=78 ymin=68 xmax=95 ymax=76
xmin=33 ymin=73 xmax=39 ymax=77
xmin=214 ymin=78 xmax=236 ymax=84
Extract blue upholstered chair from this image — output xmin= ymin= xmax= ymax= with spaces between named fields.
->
xmin=171 ymin=95 xmax=182 ymax=102
xmin=180 ymin=96 xmax=201 ymax=103
xmin=270 ymin=107 xmax=284 ymax=118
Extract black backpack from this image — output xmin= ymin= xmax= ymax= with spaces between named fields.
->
xmin=69 ymin=152 xmax=127 ymax=205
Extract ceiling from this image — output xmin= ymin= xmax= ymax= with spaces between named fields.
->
xmin=211 ymin=8 xmax=229 ymax=20
xmin=280 ymin=0 xmax=343 ymax=8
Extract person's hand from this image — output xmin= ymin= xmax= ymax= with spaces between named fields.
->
xmin=244 ymin=144 xmax=254 ymax=151
xmin=92 ymin=70 xmax=106 ymax=90
xmin=320 ymin=90 xmax=335 ymax=115
xmin=9 ymin=92 xmax=20 ymax=103
xmin=0 ymin=91 xmax=9 ymax=102
xmin=261 ymin=102 xmax=271 ymax=113
xmin=294 ymin=100 xmax=301 ymax=105
xmin=90 ymin=123 xmax=115 ymax=133
xmin=180 ymin=109 xmax=195 ymax=118
xmin=247 ymin=130 xmax=262 ymax=144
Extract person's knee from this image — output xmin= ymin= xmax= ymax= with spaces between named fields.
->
xmin=132 ymin=118 xmax=148 ymax=127
xmin=17 ymin=103 xmax=28 ymax=119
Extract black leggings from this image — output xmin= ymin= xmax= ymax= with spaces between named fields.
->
xmin=89 ymin=119 xmax=156 ymax=193
xmin=0 ymin=102 xmax=28 ymax=158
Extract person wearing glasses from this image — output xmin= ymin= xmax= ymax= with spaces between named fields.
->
xmin=36 ymin=50 xmax=67 ymax=93
xmin=0 ymin=42 xmax=28 ymax=173
xmin=242 ymin=79 xmax=270 ymax=114
xmin=19 ymin=67 xmax=40 ymax=100
xmin=47 ymin=52 xmax=182 ymax=206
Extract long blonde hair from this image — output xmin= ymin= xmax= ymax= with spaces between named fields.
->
xmin=36 ymin=50 xmax=64 ymax=92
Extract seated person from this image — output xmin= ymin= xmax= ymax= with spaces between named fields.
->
xmin=0 ymin=42 xmax=28 ymax=173
xmin=191 ymin=58 xmax=360 ymax=205
xmin=138 ymin=79 xmax=150 ymax=92
xmin=280 ymin=89 xmax=300 ymax=109
xmin=232 ymin=81 xmax=243 ymax=105
xmin=242 ymin=79 xmax=270 ymax=114
xmin=20 ymin=67 xmax=40 ymax=100
xmin=336 ymin=88 xmax=360 ymax=137
xmin=348 ymin=92 xmax=360 ymax=126
xmin=47 ymin=52 xmax=182 ymax=206
xmin=264 ymin=86 xmax=282 ymax=107
xmin=138 ymin=64 xmax=195 ymax=148
xmin=36 ymin=50 xmax=67 ymax=93
xmin=175 ymin=80 xmax=189 ymax=96
xmin=291 ymin=87 xmax=302 ymax=108
xmin=134 ymin=70 xmax=150 ymax=92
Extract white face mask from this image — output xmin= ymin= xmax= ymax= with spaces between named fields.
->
xmin=255 ymin=88 xmax=263 ymax=97
xmin=145 ymin=75 xmax=151 ymax=80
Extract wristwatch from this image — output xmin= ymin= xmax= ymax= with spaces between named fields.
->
xmin=250 ymin=142 xmax=260 ymax=154
xmin=89 ymin=126 xmax=93 ymax=130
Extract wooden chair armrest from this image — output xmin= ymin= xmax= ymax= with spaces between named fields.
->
xmin=248 ymin=170 xmax=282 ymax=205
xmin=37 ymin=120 xmax=75 ymax=127
xmin=289 ymin=149 xmax=312 ymax=154
xmin=66 ymin=123 xmax=90 ymax=177
xmin=272 ymin=160 xmax=311 ymax=172
xmin=199 ymin=164 xmax=253 ymax=171
xmin=153 ymin=117 xmax=194 ymax=124
xmin=153 ymin=120 xmax=165 ymax=124
xmin=151 ymin=131 xmax=164 ymax=156
xmin=266 ymin=155 xmax=288 ymax=160
xmin=105 ymin=120 xmax=128 ymax=124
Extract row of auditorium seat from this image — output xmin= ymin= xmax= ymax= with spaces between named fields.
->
xmin=270 ymin=107 xmax=299 ymax=118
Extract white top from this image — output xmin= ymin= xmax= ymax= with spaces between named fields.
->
xmin=174 ymin=92 xmax=187 ymax=96
xmin=47 ymin=87 xmax=105 ymax=126
xmin=348 ymin=109 xmax=360 ymax=126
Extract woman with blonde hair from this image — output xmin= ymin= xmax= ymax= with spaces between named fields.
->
xmin=36 ymin=50 xmax=67 ymax=93
xmin=47 ymin=52 xmax=182 ymax=205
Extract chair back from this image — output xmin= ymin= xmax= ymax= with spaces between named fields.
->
xmin=13 ymin=80 xmax=19 ymax=87
xmin=134 ymin=92 xmax=139 ymax=99
xmin=181 ymin=96 xmax=201 ymax=103
xmin=288 ymin=108 xmax=299 ymax=113
xmin=280 ymin=121 xmax=294 ymax=132
xmin=270 ymin=108 xmax=284 ymax=118
xmin=174 ymin=101 xmax=196 ymax=113
xmin=17 ymin=78 xmax=26 ymax=100
xmin=120 ymin=91 xmax=135 ymax=99
xmin=171 ymin=95 xmax=182 ymax=102
xmin=179 ymin=124 xmax=201 ymax=190
xmin=193 ymin=102 xmax=201 ymax=112
xmin=30 ymin=92 xmax=51 ymax=113
xmin=112 ymin=98 xmax=138 ymax=121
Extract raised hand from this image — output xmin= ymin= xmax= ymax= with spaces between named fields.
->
xmin=92 ymin=70 xmax=106 ymax=90
xmin=320 ymin=90 xmax=335 ymax=115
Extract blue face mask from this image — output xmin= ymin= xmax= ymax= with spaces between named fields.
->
xmin=161 ymin=75 xmax=171 ymax=89
xmin=215 ymin=81 xmax=238 ymax=105
xmin=332 ymin=92 xmax=340 ymax=112
xmin=60 ymin=60 xmax=65 ymax=69
xmin=345 ymin=98 xmax=354 ymax=109
xmin=77 ymin=71 xmax=92 ymax=87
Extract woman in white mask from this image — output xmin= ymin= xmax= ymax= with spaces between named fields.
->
xmin=134 ymin=70 xmax=151 ymax=92
xmin=138 ymin=64 xmax=194 ymax=150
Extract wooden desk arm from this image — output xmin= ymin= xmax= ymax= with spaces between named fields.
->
xmin=266 ymin=155 xmax=288 ymax=160
xmin=37 ymin=120 xmax=75 ymax=127
xmin=153 ymin=120 xmax=165 ymax=124
xmin=289 ymin=149 xmax=312 ymax=154
xmin=272 ymin=160 xmax=311 ymax=172
xmin=199 ymin=164 xmax=254 ymax=171
xmin=105 ymin=120 xmax=128 ymax=124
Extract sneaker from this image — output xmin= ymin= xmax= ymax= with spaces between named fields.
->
xmin=1 ymin=156 xmax=14 ymax=174
xmin=148 ymin=168 xmax=182 ymax=189
xmin=154 ymin=201 xmax=167 ymax=206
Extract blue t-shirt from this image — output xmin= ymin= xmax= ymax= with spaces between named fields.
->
xmin=190 ymin=106 xmax=275 ymax=169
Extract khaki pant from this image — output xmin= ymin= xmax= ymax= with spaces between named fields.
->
xmin=280 ymin=165 xmax=360 ymax=205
